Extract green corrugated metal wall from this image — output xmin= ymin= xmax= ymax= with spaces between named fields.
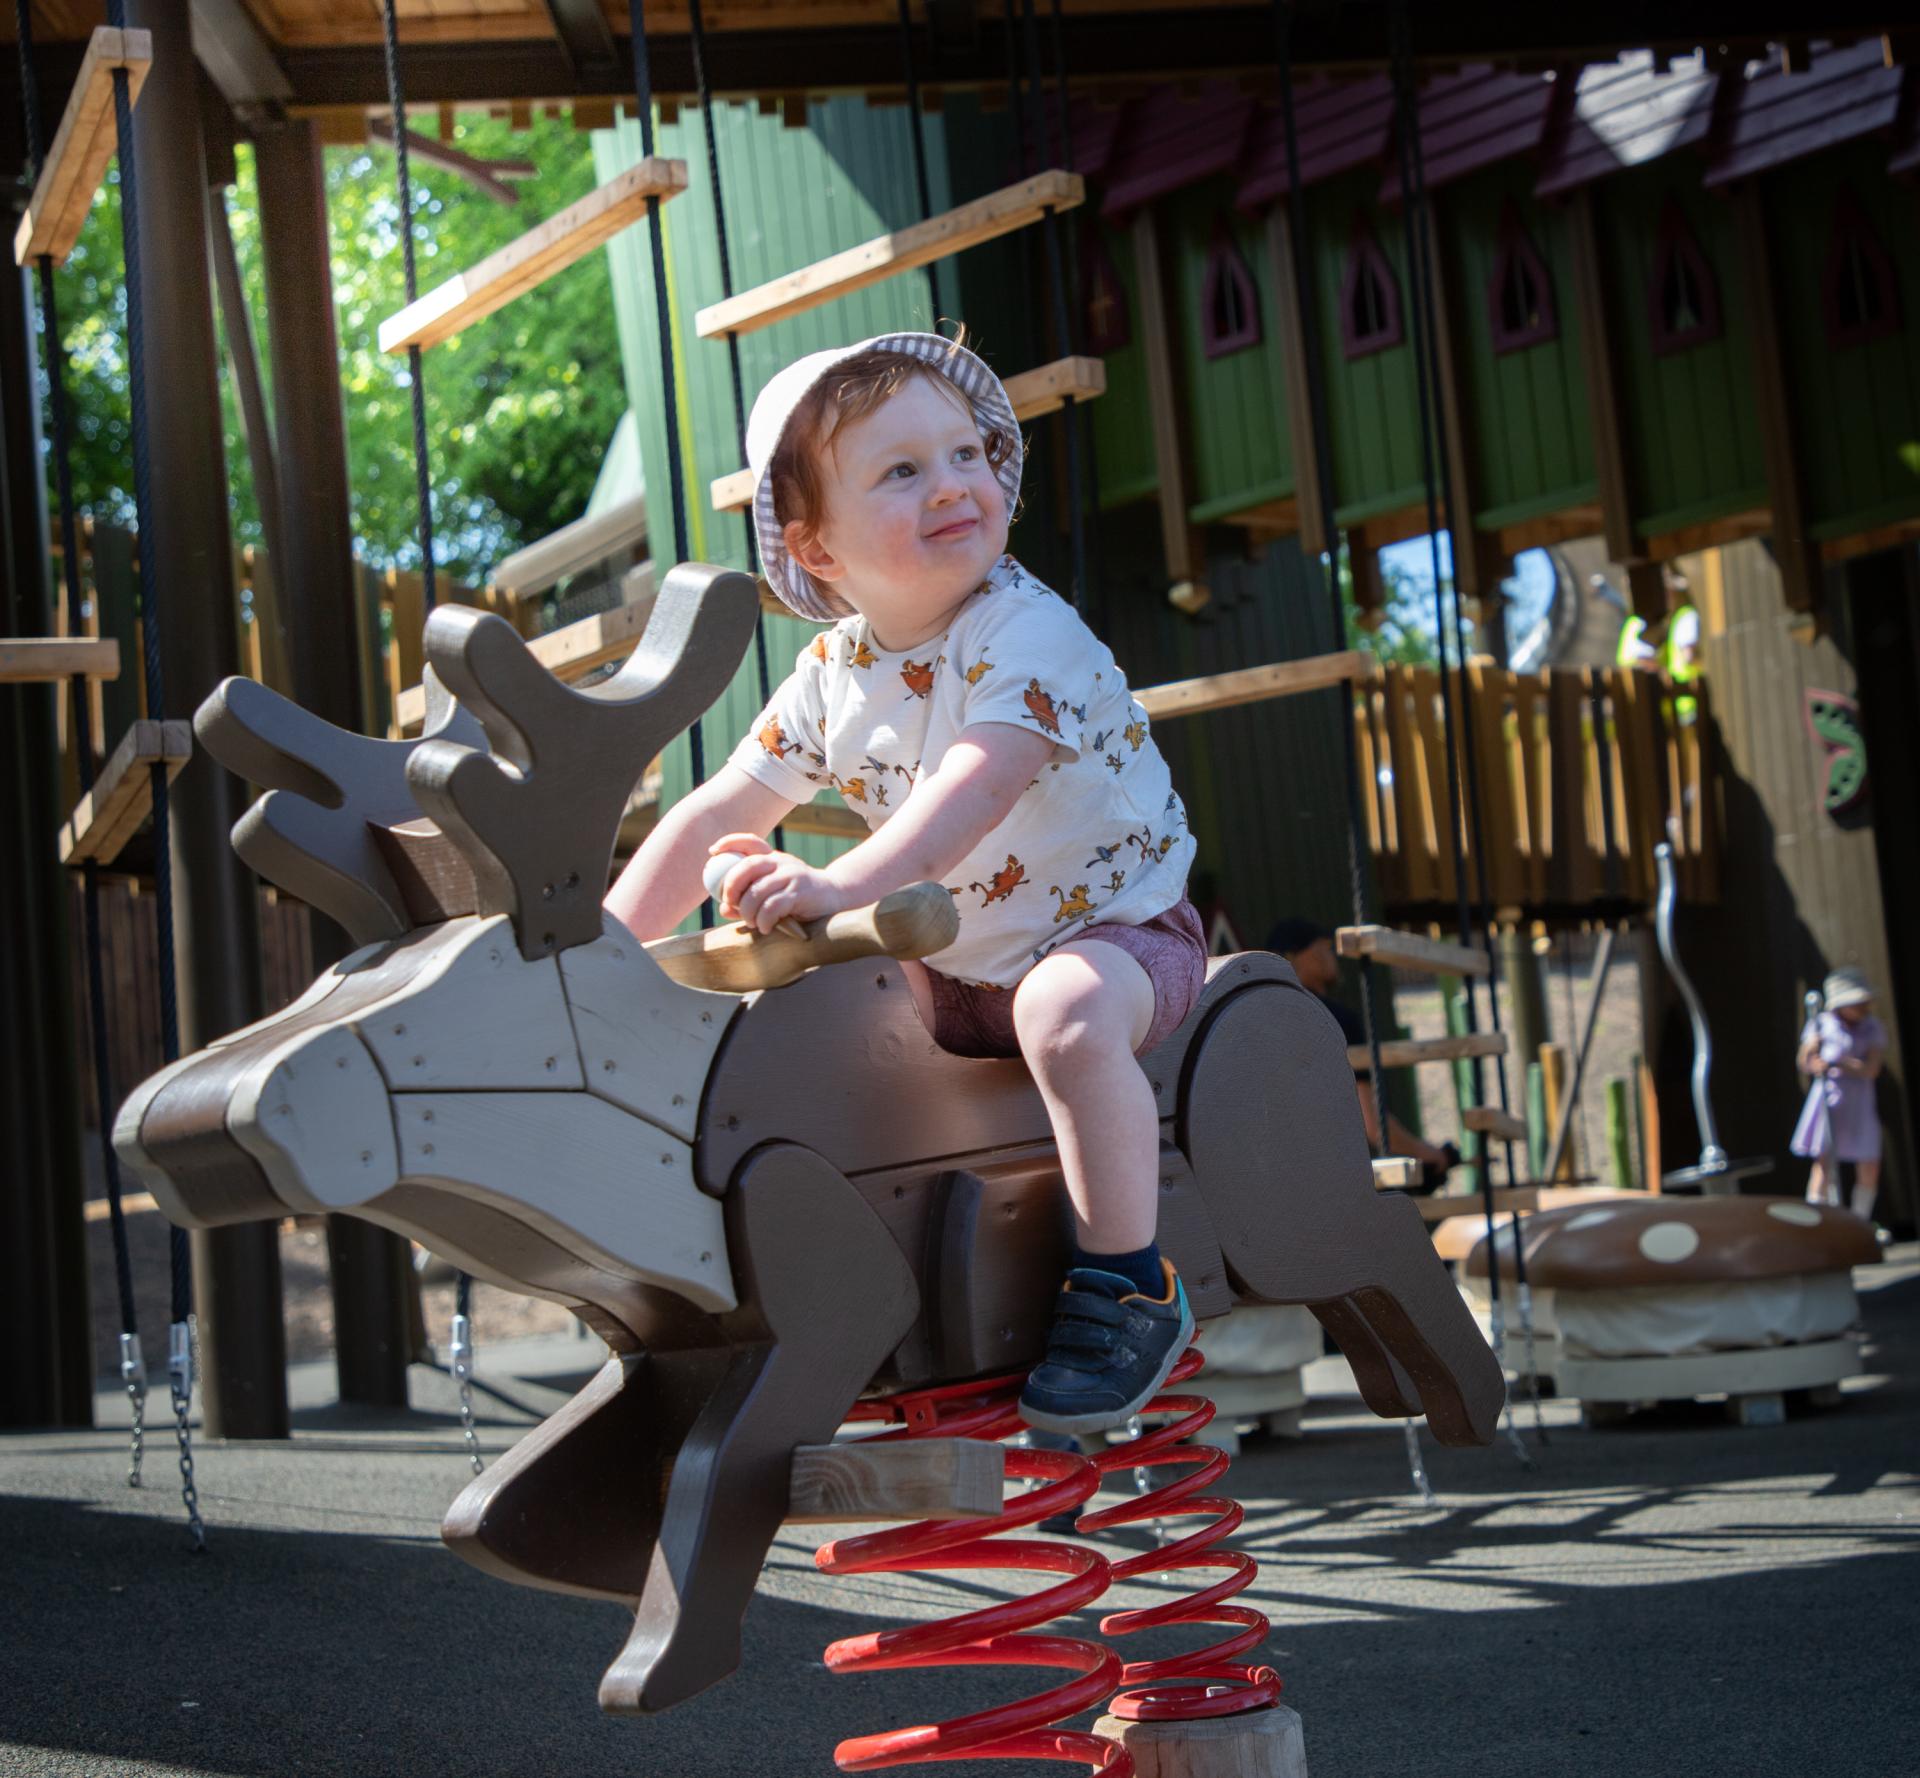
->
xmin=1767 ymin=140 xmax=1920 ymax=541
xmin=1085 ymin=215 xmax=1157 ymax=511
xmin=1598 ymin=168 xmax=1767 ymax=540
xmin=1443 ymin=173 xmax=1597 ymax=531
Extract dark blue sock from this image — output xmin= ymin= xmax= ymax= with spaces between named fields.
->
xmin=1073 ymin=1240 xmax=1163 ymax=1297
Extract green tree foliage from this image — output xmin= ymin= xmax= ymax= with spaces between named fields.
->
xmin=1341 ymin=544 xmax=1445 ymax=667
xmin=46 ymin=114 xmax=625 ymax=586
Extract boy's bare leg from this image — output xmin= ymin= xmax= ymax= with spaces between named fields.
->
xmin=1012 ymin=946 xmax=1158 ymax=1255
xmin=1852 ymin=1159 xmax=1880 ymax=1223
xmin=1805 ymin=1157 xmax=1833 ymax=1206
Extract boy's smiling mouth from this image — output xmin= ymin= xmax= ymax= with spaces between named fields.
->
xmin=926 ymin=516 xmax=979 ymax=540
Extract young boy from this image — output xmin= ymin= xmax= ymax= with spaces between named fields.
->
xmin=605 ymin=332 xmax=1206 ymax=1432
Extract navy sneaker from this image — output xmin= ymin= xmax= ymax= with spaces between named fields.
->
xmin=1018 ymin=1260 xmax=1194 ymax=1436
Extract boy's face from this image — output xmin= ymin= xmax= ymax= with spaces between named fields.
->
xmin=785 ymin=375 xmax=1009 ymax=648
xmin=1837 ymin=1001 xmax=1870 ymax=1025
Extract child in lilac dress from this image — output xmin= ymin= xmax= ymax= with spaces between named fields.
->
xmin=1792 ymin=967 xmax=1887 ymax=1223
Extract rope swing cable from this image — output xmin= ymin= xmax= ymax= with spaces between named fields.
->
xmin=15 ymin=0 xmax=150 ymax=1491
xmin=893 ymin=0 xmax=944 ymax=324
xmin=98 ymin=0 xmax=206 ymax=1546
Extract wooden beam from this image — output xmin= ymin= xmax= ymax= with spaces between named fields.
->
xmin=14 ymin=28 xmax=154 ymax=268
xmin=1565 ymin=187 xmax=1640 ymax=568
xmin=1419 ymin=196 xmax=1497 ymax=604
xmin=378 ymin=157 xmax=688 ymax=353
xmin=490 ymin=495 xmax=648 ymax=598
xmin=1337 ymin=922 xmax=1491 ymax=978
xmin=58 ymin=720 xmax=193 ymax=868
xmin=0 ymin=637 xmax=121 ymax=683
xmin=695 ymin=170 xmax=1083 ymax=339
xmin=787 ymin=1437 xmax=1003 ymax=1524
xmin=1348 ymin=1032 xmax=1509 ymax=1070
xmin=1136 ymin=649 xmax=1366 ymax=722
xmin=394 ymin=576 xmax=654 ymax=731
xmin=1131 ymin=207 xmax=1203 ymax=592
xmin=1371 ymin=1156 xmax=1422 ymax=1189
xmin=1417 ymin=1186 xmax=1540 ymax=1223
xmin=708 ymin=357 xmax=1106 ymax=514
xmin=1265 ymin=204 xmax=1327 ymax=558
xmin=1462 ymin=1105 xmax=1529 ymax=1143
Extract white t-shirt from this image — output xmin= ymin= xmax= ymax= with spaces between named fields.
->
xmin=729 ymin=557 xmax=1197 ymax=987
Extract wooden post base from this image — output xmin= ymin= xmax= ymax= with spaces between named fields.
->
xmin=1092 ymin=1705 xmax=1308 ymax=1777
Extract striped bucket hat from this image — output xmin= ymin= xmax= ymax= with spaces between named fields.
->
xmin=745 ymin=332 xmax=1024 ymax=622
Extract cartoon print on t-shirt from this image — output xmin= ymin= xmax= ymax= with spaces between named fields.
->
xmin=1124 ymin=719 xmax=1146 ymax=751
xmin=1022 ymin=679 xmax=1062 ymax=737
xmin=1085 ymin=841 xmax=1123 ymax=867
xmin=807 ymin=633 xmax=830 ymax=664
xmin=967 ymin=855 xmax=1028 ymax=906
xmin=849 ymin=638 xmax=876 ymax=670
xmin=1049 ymin=883 xmax=1096 ymax=923
xmin=964 ymin=650 xmax=995 ymax=686
xmin=759 ymin=716 xmax=798 ymax=760
xmin=901 ymin=656 xmax=939 ymax=699
xmin=1105 ymin=869 xmax=1126 ymax=895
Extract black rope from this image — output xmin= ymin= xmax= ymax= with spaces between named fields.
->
xmin=1270 ymin=1 xmax=1388 ymax=1126
xmin=1018 ymin=0 xmax=1085 ymax=614
xmin=686 ymin=0 xmax=780 ymax=853
xmin=894 ymin=0 xmax=943 ymax=323
xmin=380 ymin=0 xmax=438 ymax=611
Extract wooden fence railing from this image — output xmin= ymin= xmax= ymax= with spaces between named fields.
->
xmin=1355 ymin=662 xmax=1716 ymax=913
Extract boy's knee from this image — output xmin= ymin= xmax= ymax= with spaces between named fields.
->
xmin=1013 ymin=956 xmax=1135 ymax=1073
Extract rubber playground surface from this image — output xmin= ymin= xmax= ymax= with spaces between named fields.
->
xmin=6 ymin=1249 xmax=1918 ymax=1778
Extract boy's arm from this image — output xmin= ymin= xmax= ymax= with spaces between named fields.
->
xmin=605 ymin=763 xmax=798 ymax=942
xmin=718 ymin=722 xmax=1056 ymax=932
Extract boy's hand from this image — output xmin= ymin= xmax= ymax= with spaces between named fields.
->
xmin=709 ymin=834 xmax=850 ymax=934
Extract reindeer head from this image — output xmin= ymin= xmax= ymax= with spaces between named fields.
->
xmin=114 ymin=565 xmax=764 ymax=1342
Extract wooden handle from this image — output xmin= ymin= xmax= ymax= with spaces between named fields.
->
xmin=645 ymin=880 xmax=959 ymax=992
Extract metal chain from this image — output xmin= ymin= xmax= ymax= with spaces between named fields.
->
xmin=169 ymin=1320 xmax=206 ymax=1551
xmin=121 ymin=1333 xmax=147 ymax=1487
xmin=448 ymin=1311 xmax=483 ymax=1475
xmin=1400 ymin=1421 xmax=1438 ymax=1508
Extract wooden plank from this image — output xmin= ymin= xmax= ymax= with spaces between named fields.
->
xmin=1417 ymin=1187 xmax=1540 ymax=1223
xmin=1467 ymin=664 xmax=1522 ymax=910
xmin=1135 ymin=650 xmax=1367 ymax=722
xmin=58 ymin=719 xmax=192 ymax=867
xmin=1131 ymin=207 xmax=1201 ymax=590
xmin=379 ymin=157 xmax=689 ymax=353
xmin=1349 ymin=1032 xmax=1509 ymax=1070
xmin=708 ymin=357 xmax=1106 ymax=513
xmin=395 ymin=581 xmax=657 ymax=732
xmin=1462 ymin=1105 xmax=1529 ymax=1142
xmin=1565 ymin=186 xmax=1639 ymax=567
xmin=1380 ymin=667 xmax=1434 ymax=903
xmin=1337 ymin=924 xmax=1491 ymax=978
xmin=490 ymin=494 xmax=648 ymax=599
xmin=786 ymin=1437 xmax=1003 ymax=1524
xmin=0 ymin=637 xmax=121 ymax=682
xmin=697 ymin=170 xmax=1082 ymax=339
xmin=13 ymin=28 xmax=153 ymax=268
xmin=1265 ymin=204 xmax=1327 ymax=557
xmin=1407 ymin=666 xmax=1459 ymax=903
xmin=1371 ymin=1156 xmax=1422 ymax=1189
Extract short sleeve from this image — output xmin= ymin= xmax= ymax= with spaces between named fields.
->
xmin=727 ymin=638 xmax=831 ymax=804
xmin=955 ymin=588 xmax=1092 ymax=760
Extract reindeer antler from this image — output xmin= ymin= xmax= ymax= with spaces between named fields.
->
xmin=407 ymin=563 xmax=760 ymax=961
xmin=194 ymin=671 xmax=489 ymax=946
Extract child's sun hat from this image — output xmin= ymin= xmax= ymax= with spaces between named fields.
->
xmin=745 ymin=332 xmax=1024 ymax=622
xmin=1823 ymin=967 xmax=1875 ymax=1011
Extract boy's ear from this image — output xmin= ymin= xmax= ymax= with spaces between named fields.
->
xmin=784 ymin=520 xmax=845 ymax=584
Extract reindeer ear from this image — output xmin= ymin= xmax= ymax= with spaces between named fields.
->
xmin=407 ymin=564 xmax=760 ymax=961
xmin=194 ymin=674 xmax=489 ymax=946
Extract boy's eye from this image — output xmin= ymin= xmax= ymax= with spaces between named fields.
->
xmin=954 ymin=444 xmax=979 ymax=464
xmin=885 ymin=461 xmax=916 ymax=481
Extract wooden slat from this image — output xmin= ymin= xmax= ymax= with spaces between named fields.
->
xmin=1371 ymin=1156 xmax=1422 ymax=1189
xmin=58 ymin=719 xmax=192 ymax=867
xmin=0 ymin=637 xmax=121 ymax=682
xmin=708 ymin=356 xmax=1107 ymax=513
xmin=787 ymin=1437 xmax=1003 ymax=1524
xmin=1348 ymin=1032 xmax=1509 ymax=1070
xmin=1135 ymin=650 xmax=1367 ymax=722
xmin=378 ymin=157 xmax=689 ymax=353
xmin=696 ymin=169 xmax=1083 ymax=339
xmin=1407 ymin=666 xmax=1458 ymax=901
xmin=1337 ymin=924 xmax=1491 ymax=978
xmin=13 ymin=28 xmax=152 ymax=268
xmin=395 ymin=581 xmax=656 ymax=731
xmin=1462 ymin=1105 xmax=1529 ymax=1142
xmin=1417 ymin=1187 xmax=1540 ymax=1223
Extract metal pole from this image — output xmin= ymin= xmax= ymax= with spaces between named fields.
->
xmin=128 ymin=0 xmax=288 ymax=1439
xmin=255 ymin=116 xmax=419 ymax=1407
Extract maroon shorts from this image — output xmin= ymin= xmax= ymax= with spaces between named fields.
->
xmin=925 ymin=899 xmax=1209 ymax=1061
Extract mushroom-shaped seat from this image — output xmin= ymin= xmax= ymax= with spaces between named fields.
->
xmin=1189 ymin=1304 xmax=1324 ymax=1449
xmin=1462 ymin=1196 xmax=1881 ymax=1413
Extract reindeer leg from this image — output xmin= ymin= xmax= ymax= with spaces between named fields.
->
xmin=598 ymin=1143 xmax=919 ymax=1715
xmin=1182 ymin=981 xmax=1504 ymax=1447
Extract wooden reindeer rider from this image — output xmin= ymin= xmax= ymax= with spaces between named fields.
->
xmin=114 ymin=564 xmax=1503 ymax=1715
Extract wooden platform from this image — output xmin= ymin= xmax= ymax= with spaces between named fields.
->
xmin=1136 ymin=649 xmax=1367 ymax=722
xmin=379 ymin=157 xmax=687 ymax=353
xmin=58 ymin=719 xmax=192 ymax=867
xmin=0 ymin=637 xmax=121 ymax=683
xmin=787 ymin=1436 xmax=1002 ymax=1524
xmin=695 ymin=168 xmax=1083 ymax=339
xmin=1417 ymin=1187 xmax=1540 ymax=1223
xmin=1336 ymin=924 xmax=1491 ymax=978
xmin=1462 ymin=1105 xmax=1529 ymax=1143
xmin=1559 ymin=1336 xmax=1861 ymax=1413
xmin=708 ymin=355 xmax=1107 ymax=513
xmin=1348 ymin=1032 xmax=1509 ymax=1070
xmin=13 ymin=27 xmax=152 ymax=268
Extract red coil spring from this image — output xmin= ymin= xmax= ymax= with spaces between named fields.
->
xmin=1080 ymin=1347 xmax=1282 ymax=1721
xmin=818 ymin=1374 xmax=1131 ymax=1773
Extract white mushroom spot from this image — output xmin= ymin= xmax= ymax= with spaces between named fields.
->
xmin=1567 ymin=1210 xmax=1617 ymax=1231
xmin=1766 ymin=1202 xmax=1824 ymax=1228
xmin=1639 ymin=1221 xmax=1701 ymax=1263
